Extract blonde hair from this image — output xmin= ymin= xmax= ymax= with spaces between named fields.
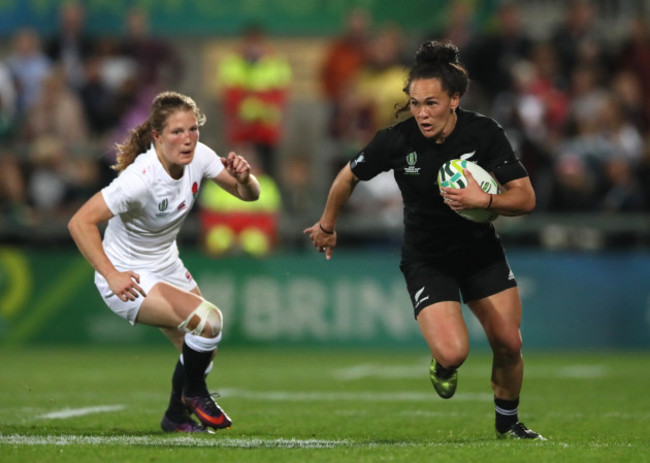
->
xmin=112 ymin=91 xmax=206 ymax=172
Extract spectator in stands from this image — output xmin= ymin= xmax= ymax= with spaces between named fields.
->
xmin=44 ymin=1 xmax=95 ymax=90
xmin=464 ymin=1 xmax=533 ymax=104
xmin=610 ymin=70 xmax=646 ymax=133
xmin=217 ymin=23 xmax=292 ymax=178
xmin=566 ymin=63 xmax=609 ymax=137
xmin=79 ymin=54 xmax=119 ymax=138
xmin=6 ymin=28 xmax=52 ymax=120
xmin=351 ymin=25 xmax=409 ymax=137
xmin=320 ymin=7 xmax=372 ymax=138
xmin=597 ymin=94 xmax=643 ymax=165
xmin=615 ymin=18 xmax=650 ymax=130
xmin=490 ymin=43 xmax=569 ymax=210
xmin=594 ymin=94 xmax=645 ymax=212
xmin=21 ymin=66 xmax=89 ymax=147
xmin=323 ymin=23 xmax=409 ymax=162
xmin=600 ymin=157 xmax=644 ymax=212
xmin=424 ymin=1 xmax=477 ymax=52
xmin=121 ymin=7 xmax=184 ymax=92
xmin=548 ymin=153 xmax=600 ymax=212
xmin=549 ymin=0 xmax=606 ymax=78
xmin=21 ymin=67 xmax=101 ymax=218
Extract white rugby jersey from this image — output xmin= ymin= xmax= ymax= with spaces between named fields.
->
xmin=101 ymin=142 xmax=223 ymax=270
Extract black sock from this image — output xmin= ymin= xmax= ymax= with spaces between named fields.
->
xmin=165 ymin=358 xmax=187 ymax=420
xmin=182 ymin=342 xmax=213 ymax=397
xmin=494 ymin=397 xmax=519 ymax=433
xmin=434 ymin=362 xmax=457 ymax=379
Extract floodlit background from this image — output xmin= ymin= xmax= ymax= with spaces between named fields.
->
xmin=1 ymin=0 xmax=649 ymax=349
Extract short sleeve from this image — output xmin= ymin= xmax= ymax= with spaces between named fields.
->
xmin=196 ymin=143 xmax=224 ymax=179
xmin=481 ymin=122 xmax=528 ymax=184
xmin=101 ymin=169 xmax=147 ymax=215
xmin=350 ymin=129 xmax=394 ymax=181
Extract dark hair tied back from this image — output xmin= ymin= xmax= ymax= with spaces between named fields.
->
xmin=415 ymin=40 xmax=460 ymax=67
xmin=394 ymin=40 xmax=469 ymax=119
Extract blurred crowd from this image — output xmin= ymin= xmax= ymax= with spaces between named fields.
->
xmin=320 ymin=0 xmax=650 ymax=220
xmin=0 ymin=3 xmax=183 ymax=236
xmin=2 ymin=0 xmax=650 ymax=249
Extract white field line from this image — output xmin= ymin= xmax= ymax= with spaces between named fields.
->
xmin=30 ymin=390 xmax=489 ymax=425
xmin=38 ymin=405 xmax=125 ymax=419
xmin=0 ymin=434 xmax=351 ymax=448
xmin=5 ymin=434 xmax=641 ymax=449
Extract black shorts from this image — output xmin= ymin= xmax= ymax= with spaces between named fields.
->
xmin=400 ymin=238 xmax=517 ymax=318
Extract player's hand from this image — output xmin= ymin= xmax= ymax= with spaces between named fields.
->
xmin=106 ymin=270 xmax=146 ymax=302
xmin=440 ymin=169 xmax=490 ymax=211
xmin=303 ymin=222 xmax=337 ymax=260
xmin=221 ymin=151 xmax=251 ymax=184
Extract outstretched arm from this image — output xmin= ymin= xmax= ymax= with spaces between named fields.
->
xmin=303 ymin=163 xmax=360 ymax=260
xmin=68 ymin=192 xmax=145 ymax=301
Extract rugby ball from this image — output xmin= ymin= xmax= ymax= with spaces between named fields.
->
xmin=437 ymin=159 xmax=500 ymax=223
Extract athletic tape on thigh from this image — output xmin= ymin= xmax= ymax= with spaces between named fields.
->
xmin=177 ymin=300 xmax=223 ymax=336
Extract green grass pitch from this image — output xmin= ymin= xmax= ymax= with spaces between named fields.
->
xmin=1 ymin=346 xmax=649 ymax=462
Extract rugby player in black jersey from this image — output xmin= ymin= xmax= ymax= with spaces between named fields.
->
xmin=305 ymin=40 xmax=544 ymax=440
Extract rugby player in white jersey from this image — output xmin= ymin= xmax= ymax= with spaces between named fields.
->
xmin=69 ymin=91 xmax=260 ymax=433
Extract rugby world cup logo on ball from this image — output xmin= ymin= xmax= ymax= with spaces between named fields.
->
xmin=437 ymin=159 xmax=500 ymax=223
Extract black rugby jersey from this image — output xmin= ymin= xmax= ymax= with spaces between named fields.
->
xmin=350 ymin=107 xmax=528 ymax=259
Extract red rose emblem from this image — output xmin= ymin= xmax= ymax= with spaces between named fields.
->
xmin=192 ymin=182 xmax=198 ymax=198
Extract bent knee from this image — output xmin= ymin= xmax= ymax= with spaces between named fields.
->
xmin=492 ymin=333 xmax=522 ymax=362
xmin=436 ymin=341 xmax=469 ymax=369
xmin=178 ymin=299 xmax=223 ymax=338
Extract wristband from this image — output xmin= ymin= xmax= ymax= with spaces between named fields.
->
xmin=486 ymin=194 xmax=493 ymax=209
xmin=319 ymin=223 xmax=334 ymax=234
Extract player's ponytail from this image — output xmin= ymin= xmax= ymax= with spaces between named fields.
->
xmin=112 ymin=121 xmax=152 ymax=172
xmin=414 ymin=40 xmax=461 ymax=68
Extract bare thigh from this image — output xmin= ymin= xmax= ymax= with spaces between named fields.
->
xmin=467 ymin=286 xmax=522 ymax=353
xmin=158 ymin=286 xmax=203 ymax=352
xmin=417 ymin=300 xmax=469 ymax=367
xmin=136 ymin=282 xmax=203 ymax=331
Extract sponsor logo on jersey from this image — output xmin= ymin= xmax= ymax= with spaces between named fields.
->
xmin=177 ymin=201 xmax=187 ymax=211
xmin=156 ymin=198 xmax=171 ymax=217
xmin=459 ymin=150 xmax=476 ymax=160
xmin=404 ymin=151 xmax=421 ymax=175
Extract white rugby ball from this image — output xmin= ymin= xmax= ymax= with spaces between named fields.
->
xmin=437 ymin=159 xmax=500 ymax=223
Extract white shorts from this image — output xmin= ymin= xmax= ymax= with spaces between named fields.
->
xmin=94 ymin=258 xmax=198 ymax=325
